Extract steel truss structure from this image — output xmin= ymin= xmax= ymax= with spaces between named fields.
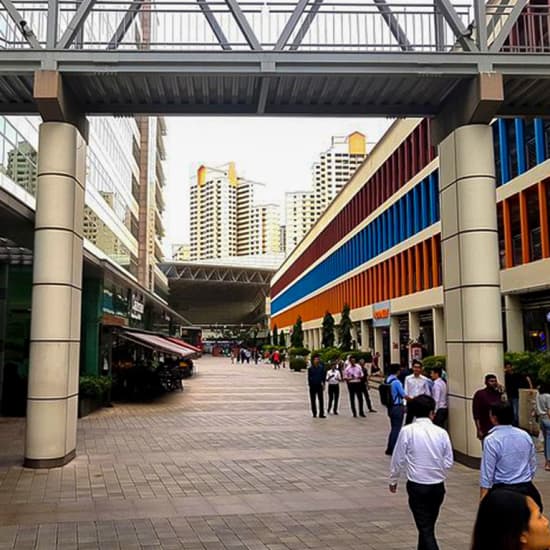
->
xmin=0 ymin=0 xmax=547 ymax=116
xmin=161 ymin=262 xmax=275 ymax=285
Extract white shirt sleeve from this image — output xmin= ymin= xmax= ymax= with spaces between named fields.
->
xmin=389 ymin=429 xmax=408 ymax=485
xmin=442 ymin=432 xmax=454 ymax=472
xmin=404 ymin=376 xmax=411 ymax=397
xmin=432 ymin=381 xmax=441 ymax=409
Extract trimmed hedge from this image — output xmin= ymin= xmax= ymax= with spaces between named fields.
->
xmin=422 ymin=355 xmax=446 ymax=373
xmin=79 ymin=376 xmax=112 ymax=399
xmin=290 ymin=358 xmax=307 ymax=372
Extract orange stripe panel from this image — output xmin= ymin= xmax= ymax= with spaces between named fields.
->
xmin=502 ymin=199 xmax=514 ymax=268
xmin=519 ymin=190 xmax=530 ymax=265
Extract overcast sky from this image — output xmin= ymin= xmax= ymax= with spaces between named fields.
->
xmin=163 ymin=116 xmax=393 ymax=253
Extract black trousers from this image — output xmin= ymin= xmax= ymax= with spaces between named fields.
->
xmin=309 ymin=384 xmax=324 ymax=417
xmin=433 ymin=408 xmax=448 ymax=429
xmin=407 ymin=480 xmax=445 ymax=550
xmin=327 ymin=385 xmax=340 ymax=413
xmin=360 ymin=383 xmax=374 ymax=411
xmin=347 ymin=383 xmax=364 ymax=416
xmin=492 ymin=481 xmax=543 ymax=512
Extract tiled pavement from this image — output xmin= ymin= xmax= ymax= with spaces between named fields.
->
xmin=0 ymin=358 xmax=549 ymax=549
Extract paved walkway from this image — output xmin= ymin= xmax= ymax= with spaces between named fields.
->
xmin=0 ymin=357 xmax=549 ymax=549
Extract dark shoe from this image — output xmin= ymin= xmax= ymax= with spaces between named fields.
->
xmin=319 ymin=415 xmax=326 ymax=418
xmin=334 ymin=412 xmax=338 ymax=415
xmin=369 ymin=409 xmax=378 ymax=413
xmin=359 ymin=413 xmax=366 ymax=417
xmin=353 ymin=414 xmax=357 ymax=418
xmin=312 ymin=414 xmax=317 ymax=418
xmin=385 ymin=449 xmax=392 ymax=456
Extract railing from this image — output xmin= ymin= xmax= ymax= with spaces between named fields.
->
xmin=0 ymin=0 xmax=546 ymax=52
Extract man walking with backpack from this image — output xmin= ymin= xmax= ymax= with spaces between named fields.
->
xmin=381 ymin=364 xmax=407 ymax=456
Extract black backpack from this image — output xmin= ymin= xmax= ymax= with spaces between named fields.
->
xmin=378 ymin=378 xmax=393 ymax=408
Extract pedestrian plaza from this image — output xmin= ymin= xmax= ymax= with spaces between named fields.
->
xmin=0 ymin=357 xmax=548 ymax=549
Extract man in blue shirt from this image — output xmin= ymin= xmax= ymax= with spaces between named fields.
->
xmin=480 ymin=402 xmax=542 ymax=510
xmin=385 ymin=363 xmax=407 ymax=456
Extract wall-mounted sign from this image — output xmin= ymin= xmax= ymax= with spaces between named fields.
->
xmin=373 ymin=301 xmax=391 ymax=328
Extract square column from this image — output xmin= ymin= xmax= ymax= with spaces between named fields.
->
xmin=374 ymin=327 xmax=384 ymax=371
xmin=504 ymin=294 xmax=524 ymax=352
xmin=439 ymin=124 xmax=503 ymax=463
xmin=390 ymin=316 xmax=400 ymax=364
xmin=0 ymin=264 xmax=7 ymax=413
xmin=360 ymin=320 xmax=369 ymax=351
xmin=432 ymin=307 xmax=445 ymax=356
xmin=408 ymin=311 xmax=420 ymax=342
xmin=25 ymin=122 xmax=86 ymax=468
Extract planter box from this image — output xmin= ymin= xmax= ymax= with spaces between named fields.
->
xmin=78 ymin=397 xmax=102 ymax=418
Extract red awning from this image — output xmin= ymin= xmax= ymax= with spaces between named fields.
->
xmin=119 ymin=331 xmax=194 ymax=357
xmin=166 ymin=337 xmax=201 ymax=353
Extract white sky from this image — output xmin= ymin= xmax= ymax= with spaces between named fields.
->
xmin=163 ymin=117 xmax=393 ymax=252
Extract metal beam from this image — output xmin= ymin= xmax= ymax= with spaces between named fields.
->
xmin=473 ymin=0 xmax=487 ymax=51
xmin=433 ymin=0 xmax=478 ymax=52
xmin=196 ymin=0 xmax=232 ymax=51
xmin=46 ymin=0 xmax=58 ymax=49
xmin=490 ymin=0 xmax=528 ymax=52
xmin=107 ymin=0 xmax=144 ymax=50
xmin=274 ymin=0 xmax=310 ymax=50
xmin=57 ymin=0 xmax=96 ymax=49
xmin=257 ymin=77 xmax=270 ymax=113
xmin=224 ymin=0 xmax=261 ymax=50
xmin=0 ymin=0 xmax=41 ymax=48
xmin=373 ymin=0 xmax=413 ymax=52
xmin=289 ymin=0 xmax=323 ymax=51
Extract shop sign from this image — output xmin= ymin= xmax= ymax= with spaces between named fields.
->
xmin=130 ymin=293 xmax=144 ymax=320
xmin=373 ymin=301 xmax=391 ymax=328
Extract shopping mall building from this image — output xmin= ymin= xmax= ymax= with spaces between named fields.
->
xmin=271 ymin=116 xmax=550 ymax=448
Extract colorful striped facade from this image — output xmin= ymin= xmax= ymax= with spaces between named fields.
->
xmin=270 ymin=117 xmax=550 ymax=362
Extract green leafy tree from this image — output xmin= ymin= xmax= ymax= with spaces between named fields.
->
xmin=322 ymin=311 xmax=335 ymax=348
xmin=278 ymin=331 xmax=286 ymax=347
xmin=272 ymin=325 xmax=278 ymax=347
xmin=338 ymin=304 xmax=353 ymax=351
xmin=291 ymin=316 xmax=304 ymax=348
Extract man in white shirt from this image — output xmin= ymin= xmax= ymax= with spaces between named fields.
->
xmin=389 ymin=395 xmax=453 ymax=550
xmin=326 ymin=362 xmax=342 ymax=414
xmin=430 ymin=367 xmax=448 ymax=429
xmin=405 ymin=360 xmax=432 ymax=424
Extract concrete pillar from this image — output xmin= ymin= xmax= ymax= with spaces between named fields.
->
xmin=350 ymin=323 xmax=358 ymax=350
xmin=505 ymin=294 xmax=524 ymax=352
xmin=360 ymin=320 xmax=369 ymax=351
xmin=317 ymin=328 xmax=323 ymax=349
xmin=408 ymin=311 xmax=420 ymax=342
xmin=374 ymin=326 xmax=384 ymax=370
xmin=25 ymin=122 xmax=86 ymax=468
xmin=0 ymin=264 xmax=7 ymax=413
xmin=390 ymin=316 xmax=400 ymax=364
xmin=432 ymin=307 xmax=445 ymax=356
xmin=439 ymin=124 xmax=503 ymax=463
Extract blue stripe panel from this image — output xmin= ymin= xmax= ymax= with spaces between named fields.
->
xmin=498 ymin=119 xmax=510 ymax=185
xmin=271 ymin=172 xmax=441 ymax=315
xmin=515 ymin=118 xmax=526 ymax=175
xmin=413 ymin=185 xmax=420 ymax=234
xmin=535 ymin=118 xmax=545 ymax=164
xmin=421 ymin=179 xmax=429 ymax=228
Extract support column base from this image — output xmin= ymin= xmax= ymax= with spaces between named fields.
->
xmin=453 ymin=449 xmax=480 ymax=470
xmin=24 ymin=448 xmax=76 ymax=469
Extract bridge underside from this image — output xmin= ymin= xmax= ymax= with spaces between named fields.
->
xmin=1 ymin=53 xmax=550 ymax=116
xmin=162 ymin=263 xmax=273 ymax=326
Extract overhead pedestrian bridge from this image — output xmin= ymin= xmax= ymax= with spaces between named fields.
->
xmin=0 ymin=0 xmax=548 ymax=116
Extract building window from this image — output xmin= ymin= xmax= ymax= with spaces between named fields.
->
xmin=526 ymin=186 xmax=542 ymax=261
xmin=509 ymin=195 xmax=522 ymax=266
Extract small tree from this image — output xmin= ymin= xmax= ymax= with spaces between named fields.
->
xmin=272 ymin=325 xmax=278 ymax=347
xmin=338 ymin=304 xmax=353 ymax=351
xmin=291 ymin=316 xmax=304 ymax=348
xmin=278 ymin=331 xmax=286 ymax=347
xmin=322 ymin=311 xmax=335 ymax=348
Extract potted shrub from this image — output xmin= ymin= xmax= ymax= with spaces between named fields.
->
xmin=79 ymin=376 xmax=112 ymax=418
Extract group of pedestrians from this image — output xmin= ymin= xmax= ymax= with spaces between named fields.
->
xmin=387 ymin=365 xmax=550 ymax=550
xmin=307 ymin=354 xmax=377 ymax=418
xmin=384 ymin=360 xmax=448 ymax=456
